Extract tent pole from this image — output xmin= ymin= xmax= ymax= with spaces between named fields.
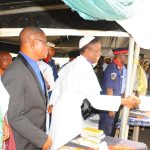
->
xmin=120 ymin=36 xmax=135 ymax=139
xmin=130 ymin=44 xmax=140 ymax=92
xmin=130 ymin=44 xmax=140 ymax=141
xmin=0 ymin=28 xmax=129 ymax=37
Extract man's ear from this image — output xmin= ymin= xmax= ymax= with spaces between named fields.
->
xmin=30 ymin=39 xmax=37 ymax=50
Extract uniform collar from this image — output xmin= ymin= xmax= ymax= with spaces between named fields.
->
xmin=113 ymin=59 xmax=123 ymax=70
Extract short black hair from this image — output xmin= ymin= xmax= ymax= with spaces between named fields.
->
xmin=139 ymin=54 xmax=144 ymax=59
xmin=68 ymin=50 xmax=80 ymax=58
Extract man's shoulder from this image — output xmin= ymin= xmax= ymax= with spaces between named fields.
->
xmin=108 ymin=62 xmax=116 ymax=67
xmin=9 ymin=57 xmax=23 ymax=69
xmin=105 ymin=62 xmax=116 ymax=72
xmin=2 ymin=57 xmax=24 ymax=78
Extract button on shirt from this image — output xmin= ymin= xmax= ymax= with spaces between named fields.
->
xmin=20 ymin=52 xmax=45 ymax=93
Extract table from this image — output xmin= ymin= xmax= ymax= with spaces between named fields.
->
xmin=117 ymin=109 xmax=150 ymax=141
xmin=103 ymin=136 xmax=147 ymax=150
xmin=64 ymin=136 xmax=148 ymax=150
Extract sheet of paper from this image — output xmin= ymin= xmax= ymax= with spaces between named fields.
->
xmin=139 ymin=96 xmax=150 ymax=111
xmin=99 ymin=141 xmax=109 ymax=150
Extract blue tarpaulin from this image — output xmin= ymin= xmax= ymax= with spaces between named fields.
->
xmin=62 ymin=0 xmax=142 ymax=21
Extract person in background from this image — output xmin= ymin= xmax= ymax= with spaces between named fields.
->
xmin=48 ymin=37 xmax=140 ymax=150
xmin=0 ymin=80 xmax=10 ymax=149
xmin=0 ymin=51 xmax=12 ymax=77
xmin=42 ymin=42 xmax=61 ymax=132
xmin=0 ymin=52 xmax=13 ymax=149
xmin=44 ymin=42 xmax=58 ymax=81
xmin=143 ymin=61 xmax=149 ymax=72
xmin=38 ymin=60 xmax=55 ymax=96
xmin=121 ymin=54 xmax=128 ymax=96
xmin=68 ymin=50 xmax=80 ymax=62
xmin=61 ymin=50 xmax=80 ymax=69
xmin=38 ymin=59 xmax=55 ymax=133
xmin=134 ymin=54 xmax=147 ymax=96
xmin=103 ymin=57 xmax=112 ymax=72
xmin=93 ymin=56 xmax=104 ymax=93
xmin=99 ymin=48 xmax=128 ymax=136
xmin=146 ymin=64 xmax=150 ymax=95
xmin=2 ymin=27 xmax=52 ymax=150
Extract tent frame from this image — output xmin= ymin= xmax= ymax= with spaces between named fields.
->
xmin=0 ymin=28 xmax=140 ymax=140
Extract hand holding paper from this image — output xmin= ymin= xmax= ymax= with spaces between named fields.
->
xmin=122 ymin=95 xmax=140 ymax=109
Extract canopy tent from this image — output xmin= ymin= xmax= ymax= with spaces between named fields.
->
xmin=0 ymin=28 xmax=140 ymax=140
xmin=62 ymin=0 xmax=150 ymax=50
xmin=0 ymin=28 xmax=129 ymax=55
xmin=0 ymin=2 xmax=128 ymax=56
xmin=117 ymin=0 xmax=150 ymax=49
xmin=60 ymin=0 xmax=150 ymax=140
xmin=0 ymin=0 xmax=149 ymax=141
xmin=0 ymin=1 xmax=149 ymax=53
xmin=62 ymin=0 xmax=141 ymax=20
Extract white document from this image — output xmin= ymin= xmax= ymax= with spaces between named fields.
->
xmin=99 ymin=141 xmax=109 ymax=150
xmin=139 ymin=96 xmax=150 ymax=111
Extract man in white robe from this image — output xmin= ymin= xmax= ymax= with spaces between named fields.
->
xmin=48 ymin=36 xmax=140 ymax=150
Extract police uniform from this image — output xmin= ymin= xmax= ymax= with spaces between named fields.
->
xmin=104 ymin=62 xmax=123 ymax=95
xmin=99 ymin=48 xmax=128 ymax=136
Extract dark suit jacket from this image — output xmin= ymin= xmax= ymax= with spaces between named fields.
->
xmin=2 ymin=54 xmax=48 ymax=150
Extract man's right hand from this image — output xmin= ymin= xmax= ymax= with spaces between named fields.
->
xmin=42 ymin=136 xmax=52 ymax=150
xmin=121 ymin=95 xmax=140 ymax=109
xmin=47 ymin=105 xmax=53 ymax=113
xmin=108 ymin=111 xmax=115 ymax=118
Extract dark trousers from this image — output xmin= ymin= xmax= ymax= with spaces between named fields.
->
xmin=98 ymin=111 xmax=115 ymax=136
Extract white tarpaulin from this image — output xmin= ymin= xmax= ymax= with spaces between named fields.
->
xmin=117 ymin=0 xmax=150 ymax=50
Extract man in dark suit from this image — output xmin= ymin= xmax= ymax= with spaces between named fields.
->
xmin=2 ymin=27 xmax=52 ymax=150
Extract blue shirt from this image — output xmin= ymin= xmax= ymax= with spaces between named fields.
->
xmin=20 ymin=52 xmax=45 ymax=93
xmin=104 ymin=62 xmax=123 ymax=96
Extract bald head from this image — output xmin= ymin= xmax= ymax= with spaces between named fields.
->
xmin=0 ymin=51 xmax=11 ymax=57
xmin=19 ymin=27 xmax=48 ymax=61
xmin=19 ymin=27 xmax=45 ymax=44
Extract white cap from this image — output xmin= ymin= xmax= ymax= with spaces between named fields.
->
xmin=79 ymin=36 xmax=95 ymax=49
xmin=47 ymin=42 xmax=55 ymax=48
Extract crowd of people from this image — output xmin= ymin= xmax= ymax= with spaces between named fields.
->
xmin=0 ymin=27 xmax=141 ymax=150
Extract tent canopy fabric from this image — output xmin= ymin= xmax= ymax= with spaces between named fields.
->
xmin=62 ymin=0 xmax=141 ymax=21
xmin=62 ymin=0 xmax=150 ymax=50
xmin=117 ymin=1 xmax=150 ymax=50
